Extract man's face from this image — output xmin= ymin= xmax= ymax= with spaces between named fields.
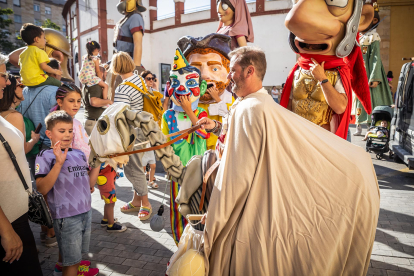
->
xmin=227 ymin=56 xmax=246 ymax=97
xmin=188 ymin=52 xmax=230 ymax=101
xmin=285 ymin=0 xmax=355 ymax=55
xmin=46 ymin=122 xmax=73 ymax=149
xmin=168 ymin=69 xmax=201 ymax=107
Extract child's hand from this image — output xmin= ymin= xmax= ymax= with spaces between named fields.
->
xmin=180 ymin=96 xmax=192 ymax=114
xmin=207 ymin=87 xmax=221 ymax=103
xmin=54 ymin=69 xmax=62 ymax=76
xmin=53 ymin=141 xmax=68 ymax=166
xmin=90 ymin=186 xmax=95 ymax=193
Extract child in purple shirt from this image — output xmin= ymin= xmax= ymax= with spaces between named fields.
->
xmin=35 ymin=111 xmax=100 ymax=276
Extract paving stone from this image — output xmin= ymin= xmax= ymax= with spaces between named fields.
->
xmin=154 ymin=250 xmax=173 ymax=258
xmin=118 ymin=251 xmax=143 ymax=260
xmin=83 ymin=252 xmax=107 ymax=262
xmin=143 ymin=262 xmax=168 ymax=272
xmin=367 ymin=267 xmax=388 ymax=276
xmin=150 ymin=242 xmax=173 ymax=250
xmin=372 ymin=260 xmax=399 ymax=270
xmin=398 ymin=264 xmax=414 ymax=272
xmin=112 ymin=237 xmax=135 ymax=245
xmin=125 ymin=267 xmax=152 ymax=276
xmin=95 ymin=234 xmax=117 ymax=242
xmin=99 ymin=247 xmax=122 ymax=256
xmin=386 ymin=271 xmax=414 ymax=276
xmin=102 ymin=255 xmax=126 ymax=265
xmin=134 ymin=246 xmax=158 ymax=255
xmin=97 ymin=241 xmax=119 ymax=249
xmin=103 ymin=263 xmax=131 ymax=274
xmin=150 ymin=271 xmax=167 ymax=276
xmin=383 ymin=256 xmax=411 ymax=265
xmin=88 ymin=245 xmax=104 ymax=254
xmin=122 ymin=258 xmax=147 ymax=268
xmin=131 ymin=240 xmax=154 ymax=248
xmin=139 ymin=254 xmax=162 ymax=263
xmin=115 ymin=243 xmax=138 ymax=252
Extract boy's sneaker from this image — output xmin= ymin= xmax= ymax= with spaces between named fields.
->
xmin=54 ymin=260 xmax=91 ymax=276
xmin=100 ymin=218 xmax=118 ymax=227
xmin=107 ymin=222 xmax=127 ymax=233
xmin=45 ymin=235 xmax=58 ymax=247
xmin=78 ymin=266 xmax=99 ymax=276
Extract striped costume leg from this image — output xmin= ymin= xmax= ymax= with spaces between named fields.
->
xmin=170 ymin=180 xmax=188 ymax=245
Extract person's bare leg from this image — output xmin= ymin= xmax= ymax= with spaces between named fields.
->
xmin=105 ymin=203 xmax=115 ymax=225
xmin=99 ymin=80 xmax=109 ymax=100
xmin=131 ymin=192 xmax=142 ymax=207
xmin=149 ymin=164 xmax=156 ymax=182
xmin=62 ymin=263 xmax=79 ymax=276
xmin=47 ymin=227 xmax=55 ymax=238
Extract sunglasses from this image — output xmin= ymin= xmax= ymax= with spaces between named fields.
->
xmin=0 ymin=71 xmax=10 ymax=80
xmin=146 ymin=77 xmax=155 ymax=81
xmin=17 ymin=83 xmax=25 ymax=88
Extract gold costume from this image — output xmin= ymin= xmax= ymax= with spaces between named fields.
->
xmin=292 ymin=69 xmax=339 ymax=126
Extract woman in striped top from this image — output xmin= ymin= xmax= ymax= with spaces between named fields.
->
xmin=111 ymin=52 xmax=152 ymax=220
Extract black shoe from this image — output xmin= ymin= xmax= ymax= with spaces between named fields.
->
xmin=101 ymin=218 xmax=118 ymax=227
xmin=107 ymin=223 xmax=127 ymax=233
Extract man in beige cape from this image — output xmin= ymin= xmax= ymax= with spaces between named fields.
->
xmin=198 ymin=47 xmax=380 ymax=275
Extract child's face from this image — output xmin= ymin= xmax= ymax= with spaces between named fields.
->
xmin=381 ymin=121 xmax=388 ymax=128
xmin=92 ymin=48 xmax=100 ymax=56
xmin=35 ymin=32 xmax=47 ymax=48
xmin=46 ymin=122 xmax=73 ymax=149
xmin=57 ymin=92 xmax=81 ymax=117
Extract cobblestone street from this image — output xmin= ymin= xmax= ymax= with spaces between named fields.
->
xmin=32 ymin=124 xmax=414 ymax=276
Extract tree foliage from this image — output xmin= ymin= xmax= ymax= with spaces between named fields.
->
xmin=42 ymin=19 xmax=61 ymax=31
xmin=0 ymin=8 xmax=24 ymax=54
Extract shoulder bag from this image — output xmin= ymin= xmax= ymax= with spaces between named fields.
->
xmin=0 ymin=133 xmax=53 ymax=228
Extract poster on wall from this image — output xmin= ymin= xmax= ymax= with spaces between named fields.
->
xmin=160 ymin=63 xmax=171 ymax=89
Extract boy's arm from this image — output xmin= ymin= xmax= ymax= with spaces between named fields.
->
xmin=39 ymin=62 xmax=62 ymax=76
xmin=88 ymin=167 xmax=100 ymax=189
xmin=36 ymin=163 xmax=63 ymax=195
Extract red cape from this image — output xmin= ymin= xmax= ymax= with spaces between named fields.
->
xmin=280 ymin=45 xmax=371 ymax=140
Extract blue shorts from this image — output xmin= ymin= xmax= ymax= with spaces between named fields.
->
xmin=53 ymin=210 xmax=92 ymax=266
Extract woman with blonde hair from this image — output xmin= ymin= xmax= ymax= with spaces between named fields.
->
xmin=111 ymin=52 xmax=152 ymax=220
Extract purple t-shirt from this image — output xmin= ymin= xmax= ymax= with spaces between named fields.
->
xmin=35 ymin=148 xmax=91 ymax=219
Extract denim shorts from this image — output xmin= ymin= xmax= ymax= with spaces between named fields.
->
xmin=53 ymin=210 xmax=92 ymax=266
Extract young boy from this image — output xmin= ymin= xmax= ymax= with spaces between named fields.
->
xmin=19 ymin=23 xmax=62 ymax=87
xmin=35 ymin=111 xmax=99 ymax=276
xmin=97 ymin=164 xmax=127 ymax=232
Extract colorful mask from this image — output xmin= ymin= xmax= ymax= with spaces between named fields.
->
xmin=167 ymin=48 xmax=207 ymax=112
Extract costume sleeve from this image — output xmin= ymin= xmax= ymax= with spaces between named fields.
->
xmin=194 ymin=109 xmax=210 ymax=139
xmin=128 ymin=14 xmax=145 ymax=35
xmin=334 ymin=75 xmax=346 ymax=94
xmin=36 ymin=48 xmax=51 ymax=65
xmin=368 ymin=41 xmax=383 ymax=84
xmin=35 ymin=152 xmax=53 ymax=179
xmin=161 ymin=112 xmax=170 ymax=141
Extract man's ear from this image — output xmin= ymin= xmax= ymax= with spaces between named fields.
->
xmin=246 ymin=65 xmax=255 ymax=78
xmin=359 ymin=4 xmax=375 ymax=32
xmin=45 ymin=130 xmax=52 ymax=140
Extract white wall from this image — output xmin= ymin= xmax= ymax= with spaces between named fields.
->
xmin=70 ymin=4 xmax=77 ymax=39
xmin=146 ymin=12 xmax=295 ymax=87
xmin=78 ymin=0 xmax=99 ymax=33
xmin=79 ymin=29 xmax=100 ymax=59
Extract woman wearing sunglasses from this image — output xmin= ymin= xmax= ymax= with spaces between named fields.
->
xmin=0 ymin=75 xmax=40 ymax=155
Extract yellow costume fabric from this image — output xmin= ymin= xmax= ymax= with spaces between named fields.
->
xmin=19 ymin=46 xmax=50 ymax=86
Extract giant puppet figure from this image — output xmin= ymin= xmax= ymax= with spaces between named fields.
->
xmin=162 ymin=48 xmax=210 ymax=245
xmin=280 ymin=0 xmax=375 ymax=139
xmin=177 ymin=34 xmax=234 ymax=150
xmin=216 ymin=0 xmax=254 ymax=50
xmin=353 ymin=2 xmax=393 ymax=135
xmin=108 ymin=0 xmax=146 ymax=91
xmin=8 ymin=28 xmax=74 ymax=82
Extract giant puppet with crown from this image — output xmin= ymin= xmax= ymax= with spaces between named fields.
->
xmin=280 ymin=0 xmax=375 ymax=139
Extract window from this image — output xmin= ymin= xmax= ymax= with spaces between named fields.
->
xmin=0 ymin=14 xmax=8 ymax=20
xmin=0 ymin=0 xmax=7 ymax=3
xmin=62 ymin=25 xmax=66 ymax=33
xmin=45 ymin=7 xmax=51 ymax=14
xmin=71 ymin=12 xmax=77 ymax=30
xmin=34 ymin=4 xmax=40 ymax=12
xmin=14 ymin=14 xmax=21 ymax=23
xmin=13 ymin=0 xmax=20 ymax=6
xmin=34 ymin=19 xmax=41 ymax=26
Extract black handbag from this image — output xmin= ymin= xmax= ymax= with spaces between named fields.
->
xmin=0 ymin=133 xmax=53 ymax=228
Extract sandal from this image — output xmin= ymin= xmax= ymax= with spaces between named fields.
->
xmin=148 ymin=181 xmax=159 ymax=189
xmin=120 ymin=202 xmax=140 ymax=213
xmin=138 ymin=206 xmax=152 ymax=221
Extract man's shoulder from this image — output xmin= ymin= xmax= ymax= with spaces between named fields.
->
xmin=36 ymin=148 xmax=53 ymax=159
xmin=28 ymin=85 xmax=58 ymax=95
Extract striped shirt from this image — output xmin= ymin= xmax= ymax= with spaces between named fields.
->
xmin=114 ymin=74 xmax=144 ymax=112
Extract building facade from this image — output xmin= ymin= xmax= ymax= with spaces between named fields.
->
xmin=0 ymin=0 xmax=66 ymax=45
xmin=62 ymin=0 xmax=296 ymax=88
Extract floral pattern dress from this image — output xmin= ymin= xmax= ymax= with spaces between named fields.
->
xmin=79 ymin=55 xmax=101 ymax=87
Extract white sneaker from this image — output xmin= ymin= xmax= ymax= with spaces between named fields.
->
xmin=353 ymin=124 xmax=362 ymax=136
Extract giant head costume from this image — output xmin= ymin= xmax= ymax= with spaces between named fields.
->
xmin=116 ymin=0 xmax=146 ymax=14
xmin=280 ymin=0 xmax=375 ymax=139
xmin=167 ymin=48 xmax=207 ymax=111
xmin=8 ymin=28 xmax=74 ymax=82
xmin=177 ymin=34 xmax=231 ymax=104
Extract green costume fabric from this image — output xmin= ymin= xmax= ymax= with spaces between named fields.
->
xmin=355 ymin=31 xmax=393 ymax=124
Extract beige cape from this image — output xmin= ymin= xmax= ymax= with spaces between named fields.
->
xmin=203 ymin=90 xmax=380 ymax=275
